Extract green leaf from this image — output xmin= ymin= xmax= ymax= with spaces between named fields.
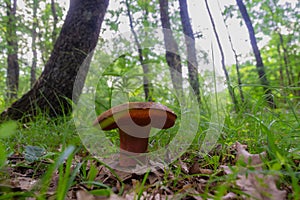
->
xmin=0 ymin=121 xmax=17 ymax=139
xmin=80 ymin=181 xmax=111 ymax=189
xmin=0 ymin=143 xmax=6 ymax=167
xmin=24 ymin=145 xmax=46 ymax=163
xmin=87 ymin=163 xmax=98 ymax=182
xmin=89 ymin=189 xmax=111 ymax=197
xmin=272 ymin=162 xmax=282 ymax=171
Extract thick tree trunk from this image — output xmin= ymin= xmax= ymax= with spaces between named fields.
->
xmin=205 ymin=0 xmax=239 ymax=111
xmin=125 ymin=0 xmax=153 ymax=101
xmin=236 ymin=0 xmax=276 ymax=108
xmin=159 ymin=0 xmax=183 ymax=92
xmin=5 ymin=0 xmax=19 ymax=100
xmin=1 ymin=0 xmax=109 ymax=122
xmin=179 ymin=0 xmax=201 ymax=102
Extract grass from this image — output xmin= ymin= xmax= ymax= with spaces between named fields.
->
xmin=0 ymin=93 xmax=299 ymax=199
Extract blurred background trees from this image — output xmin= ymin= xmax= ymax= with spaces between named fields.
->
xmin=0 ymin=0 xmax=299 ymax=120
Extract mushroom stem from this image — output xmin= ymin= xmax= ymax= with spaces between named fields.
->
xmin=118 ymin=126 xmax=151 ymax=166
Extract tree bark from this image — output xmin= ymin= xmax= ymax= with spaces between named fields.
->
xmin=159 ymin=0 xmax=183 ymax=92
xmin=276 ymin=44 xmax=285 ymax=87
xmin=125 ymin=0 xmax=153 ymax=101
xmin=278 ymin=32 xmax=294 ymax=88
xmin=236 ymin=0 xmax=276 ymax=108
xmin=1 ymin=0 xmax=109 ymax=122
xmin=51 ymin=0 xmax=59 ymax=43
xmin=5 ymin=0 xmax=19 ymax=100
xmin=217 ymin=1 xmax=245 ymax=103
xmin=205 ymin=0 xmax=239 ymax=111
xmin=178 ymin=0 xmax=201 ymax=103
xmin=31 ymin=0 xmax=38 ymax=88
xmin=276 ymin=44 xmax=287 ymax=103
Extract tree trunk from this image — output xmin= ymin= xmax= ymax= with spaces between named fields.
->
xmin=5 ymin=0 xmax=19 ymax=101
xmin=51 ymin=0 xmax=59 ymax=43
xmin=276 ymin=44 xmax=287 ymax=103
xmin=31 ymin=0 xmax=38 ymax=88
xmin=205 ymin=0 xmax=239 ymax=111
xmin=276 ymin=44 xmax=285 ymax=87
xmin=125 ymin=0 xmax=153 ymax=101
xmin=298 ymin=72 xmax=300 ymax=97
xmin=277 ymin=31 xmax=297 ymax=97
xmin=1 ymin=0 xmax=109 ymax=122
xmin=159 ymin=0 xmax=183 ymax=92
xmin=178 ymin=0 xmax=200 ymax=102
xmin=217 ymin=1 xmax=245 ymax=104
xmin=227 ymin=31 xmax=245 ymax=104
xmin=236 ymin=0 xmax=276 ymax=108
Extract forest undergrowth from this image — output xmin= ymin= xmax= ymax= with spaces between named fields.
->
xmin=0 ymin=94 xmax=299 ymax=199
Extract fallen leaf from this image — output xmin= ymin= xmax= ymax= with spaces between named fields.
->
xmin=189 ymin=162 xmax=213 ymax=175
xmin=222 ymin=142 xmax=286 ymax=200
xmin=147 ymin=173 xmax=160 ymax=185
xmin=236 ymin=142 xmax=266 ymax=168
xmin=76 ymin=190 xmax=97 ymax=200
xmin=178 ymin=159 xmax=189 ymax=174
xmin=222 ymin=192 xmax=237 ymax=200
xmin=10 ymin=177 xmax=37 ymax=191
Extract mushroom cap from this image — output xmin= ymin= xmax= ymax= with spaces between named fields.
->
xmin=93 ymin=102 xmax=177 ymax=131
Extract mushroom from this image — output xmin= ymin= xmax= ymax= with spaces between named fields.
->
xmin=93 ymin=102 xmax=177 ymax=167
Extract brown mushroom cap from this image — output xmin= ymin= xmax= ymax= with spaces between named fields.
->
xmin=93 ymin=102 xmax=177 ymax=131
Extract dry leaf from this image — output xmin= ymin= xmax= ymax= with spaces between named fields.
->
xmin=189 ymin=162 xmax=213 ymax=175
xmin=236 ymin=142 xmax=266 ymax=168
xmin=10 ymin=177 xmax=37 ymax=191
xmin=222 ymin=142 xmax=286 ymax=200
xmin=108 ymin=193 xmax=125 ymax=200
xmin=178 ymin=159 xmax=189 ymax=174
xmin=222 ymin=192 xmax=237 ymax=200
xmin=148 ymin=172 xmax=160 ymax=185
xmin=189 ymin=162 xmax=200 ymax=174
xmin=76 ymin=190 xmax=103 ymax=200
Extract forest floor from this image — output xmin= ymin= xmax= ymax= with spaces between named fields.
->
xmin=0 ymin=102 xmax=299 ymax=199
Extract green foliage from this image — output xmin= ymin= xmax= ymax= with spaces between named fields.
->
xmin=24 ymin=145 xmax=46 ymax=163
xmin=37 ymin=145 xmax=77 ymax=199
xmin=0 ymin=121 xmax=17 ymax=168
xmin=0 ymin=0 xmax=65 ymax=99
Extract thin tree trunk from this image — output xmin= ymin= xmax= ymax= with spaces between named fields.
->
xmin=298 ymin=72 xmax=300 ymax=97
xmin=31 ymin=0 xmax=38 ymax=87
xmin=267 ymin=2 xmax=296 ymax=95
xmin=178 ymin=0 xmax=200 ymax=102
xmin=277 ymin=45 xmax=285 ymax=87
xmin=1 ymin=0 xmax=109 ymax=122
xmin=236 ymin=0 xmax=276 ymax=108
xmin=159 ymin=0 xmax=183 ymax=92
xmin=125 ymin=0 xmax=153 ymax=101
xmin=5 ymin=0 xmax=19 ymax=100
xmin=276 ymin=44 xmax=285 ymax=87
xmin=217 ymin=0 xmax=244 ymax=103
xmin=226 ymin=27 xmax=245 ymax=104
xmin=205 ymin=0 xmax=239 ymax=111
xmin=51 ymin=0 xmax=58 ymax=42
xmin=278 ymin=32 xmax=292 ymax=86
xmin=276 ymin=44 xmax=287 ymax=103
